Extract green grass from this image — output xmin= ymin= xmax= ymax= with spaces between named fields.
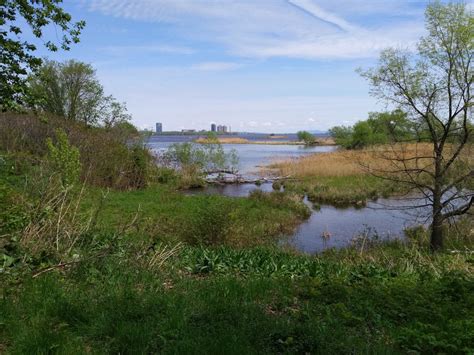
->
xmin=281 ymin=175 xmax=399 ymax=207
xmin=1 ymin=242 xmax=473 ymax=354
xmin=82 ymin=186 xmax=310 ymax=247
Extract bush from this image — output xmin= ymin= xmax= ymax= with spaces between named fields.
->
xmin=297 ymin=131 xmax=316 ymax=145
xmin=46 ymin=129 xmax=81 ymax=188
xmin=182 ymin=197 xmax=234 ymax=245
xmin=0 ymin=112 xmax=154 ymax=190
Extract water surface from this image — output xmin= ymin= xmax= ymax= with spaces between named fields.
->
xmin=147 ymin=135 xmax=336 ymax=178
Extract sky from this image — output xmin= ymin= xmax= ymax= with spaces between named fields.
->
xmin=36 ymin=0 xmax=469 ymax=132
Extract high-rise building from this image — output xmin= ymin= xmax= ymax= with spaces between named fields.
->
xmin=217 ymin=125 xmax=223 ymax=132
xmin=156 ymin=122 xmax=162 ymax=133
xmin=211 ymin=123 xmax=216 ymax=132
xmin=222 ymin=125 xmax=228 ymax=133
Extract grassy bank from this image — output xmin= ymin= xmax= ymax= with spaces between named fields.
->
xmin=270 ymin=150 xmax=390 ymax=207
xmin=81 ymin=186 xmax=310 ymax=248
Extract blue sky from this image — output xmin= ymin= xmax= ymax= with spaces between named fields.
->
xmin=39 ymin=0 xmax=469 ymax=132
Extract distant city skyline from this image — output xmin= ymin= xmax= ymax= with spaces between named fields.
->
xmin=36 ymin=1 xmax=473 ymax=133
xmin=155 ymin=122 xmax=162 ymax=133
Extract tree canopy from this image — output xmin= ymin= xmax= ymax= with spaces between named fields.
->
xmin=28 ymin=60 xmax=130 ymax=127
xmin=330 ymin=110 xmax=415 ymax=149
xmin=0 ymin=0 xmax=85 ymax=110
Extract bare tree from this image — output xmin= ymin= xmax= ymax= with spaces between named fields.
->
xmin=360 ymin=1 xmax=473 ymax=250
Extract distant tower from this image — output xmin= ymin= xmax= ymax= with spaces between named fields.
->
xmin=211 ymin=123 xmax=216 ymax=132
xmin=156 ymin=122 xmax=162 ymax=133
xmin=223 ymin=125 xmax=228 ymax=133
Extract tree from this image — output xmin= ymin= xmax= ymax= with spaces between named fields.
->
xmin=360 ymin=1 xmax=473 ymax=250
xmin=297 ymin=131 xmax=316 ymax=145
xmin=329 ymin=125 xmax=353 ymax=148
xmin=0 ymin=0 xmax=85 ymax=110
xmin=28 ymin=60 xmax=130 ymax=127
xmin=330 ymin=110 xmax=415 ymax=149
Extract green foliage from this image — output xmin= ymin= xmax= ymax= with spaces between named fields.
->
xmin=28 ymin=60 xmax=130 ymax=126
xmin=0 ymin=1 xmax=85 ymax=110
xmin=0 ymin=113 xmax=154 ymax=190
xmin=164 ymin=141 xmax=239 ymax=188
xmin=297 ymin=130 xmax=316 ymax=145
xmin=85 ymin=186 xmax=309 ymax=248
xmin=330 ymin=110 xmax=414 ymax=149
xmin=1 ymin=241 xmax=473 ymax=354
xmin=328 ymin=125 xmax=353 ymax=148
xmin=283 ymin=175 xmax=397 ymax=207
xmin=46 ymin=129 xmax=81 ymax=188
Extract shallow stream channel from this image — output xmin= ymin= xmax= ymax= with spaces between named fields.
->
xmin=185 ymin=183 xmax=427 ymax=253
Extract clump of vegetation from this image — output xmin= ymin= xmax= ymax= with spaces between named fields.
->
xmin=162 ymin=136 xmax=238 ymax=188
xmin=0 ymin=112 xmax=154 ymax=190
xmin=272 ymin=149 xmax=401 ymax=206
xmin=297 ymin=130 xmax=316 ymax=145
xmin=46 ymin=129 xmax=81 ymax=188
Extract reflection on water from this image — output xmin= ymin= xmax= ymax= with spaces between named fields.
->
xmin=287 ymin=197 xmax=427 ymax=254
xmin=184 ymin=182 xmax=274 ymax=196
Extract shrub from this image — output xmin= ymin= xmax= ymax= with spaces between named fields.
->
xmin=297 ymin=131 xmax=316 ymax=145
xmin=183 ymin=197 xmax=234 ymax=245
xmin=46 ymin=129 xmax=81 ymax=188
xmin=0 ymin=112 xmax=154 ymax=190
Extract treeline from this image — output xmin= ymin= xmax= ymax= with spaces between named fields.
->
xmin=0 ymin=59 xmax=153 ymax=190
xmin=329 ymin=110 xmax=415 ymax=149
xmin=330 ymin=110 xmax=474 ymax=149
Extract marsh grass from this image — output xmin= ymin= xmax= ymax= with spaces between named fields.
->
xmin=79 ymin=186 xmax=311 ymax=248
xmin=270 ymin=144 xmax=465 ymax=206
xmin=272 ymin=144 xmax=443 ymax=178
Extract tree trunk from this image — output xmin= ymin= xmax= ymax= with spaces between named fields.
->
xmin=430 ymin=179 xmax=444 ymax=251
xmin=430 ymin=214 xmax=444 ymax=251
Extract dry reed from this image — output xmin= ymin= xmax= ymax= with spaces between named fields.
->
xmin=272 ymin=143 xmax=471 ymax=179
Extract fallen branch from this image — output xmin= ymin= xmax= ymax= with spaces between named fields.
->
xmin=205 ymin=175 xmax=293 ymax=185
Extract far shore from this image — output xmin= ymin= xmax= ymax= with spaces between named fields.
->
xmin=194 ymin=137 xmax=336 ymax=146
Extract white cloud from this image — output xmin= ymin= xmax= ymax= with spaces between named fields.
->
xmin=101 ymin=44 xmax=195 ymax=55
xmin=191 ymin=61 xmax=242 ymax=71
xmin=85 ymin=0 xmax=426 ymax=60
xmin=287 ymin=0 xmax=357 ymax=31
